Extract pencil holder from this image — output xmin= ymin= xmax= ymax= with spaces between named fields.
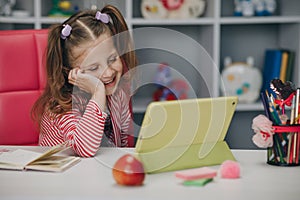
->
xmin=267 ymin=125 xmax=300 ymax=166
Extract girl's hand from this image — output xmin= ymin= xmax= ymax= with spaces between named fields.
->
xmin=68 ymin=68 xmax=106 ymax=110
xmin=68 ymin=68 xmax=102 ymax=94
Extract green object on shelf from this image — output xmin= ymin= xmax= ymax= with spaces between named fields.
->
xmin=48 ymin=0 xmax=73 ymax=17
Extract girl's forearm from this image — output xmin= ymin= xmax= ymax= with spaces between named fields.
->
xmin=64 ymin=100 xmax=107 ymax=157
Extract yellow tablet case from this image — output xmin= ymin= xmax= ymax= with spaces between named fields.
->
xmin=134 ymin=96 xmax=238 ymax=174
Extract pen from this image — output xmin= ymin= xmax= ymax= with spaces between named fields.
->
xmin=260 ymin=92 xmax=271 ymax=119
xmin=286 ymin=95 xmax=296 ymax=164
xmin=292 ymin=88 xmax=300 ymax=164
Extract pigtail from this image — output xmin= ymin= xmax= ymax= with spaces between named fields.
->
xmin=47 ymin=24 xmax=64 ymax=89
xmin=101 ymin=5 xmax=137 ymax=70
xmin=33 ymin=24 xmax=72 ymax=118
xmin=47 ymin=24 xmax=73 ymax=113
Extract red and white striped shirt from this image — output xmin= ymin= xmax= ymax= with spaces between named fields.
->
xmin=39 ymin=88 xmax=134 ymax=157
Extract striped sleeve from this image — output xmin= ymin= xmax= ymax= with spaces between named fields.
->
xmin=40 ymin=100 xmax=107 ymax=158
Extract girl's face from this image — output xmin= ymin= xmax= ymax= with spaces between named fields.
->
xmin=72 ymin=33 xmax=123 ymax=95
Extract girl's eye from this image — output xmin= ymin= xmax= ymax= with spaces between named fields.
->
xmin=89 ymin=65 xmax=98 ymax=71
xmin=108 ymin=55 xmax=118 ymax=65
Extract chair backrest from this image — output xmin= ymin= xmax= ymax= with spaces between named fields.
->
xmin=0 ymin=29 xmax=48 ymax=145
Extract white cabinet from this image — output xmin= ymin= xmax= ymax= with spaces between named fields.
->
xmin=1 ymin=0 xmax=300 ymax=125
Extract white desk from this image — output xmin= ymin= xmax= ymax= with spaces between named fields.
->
xmin=0 ymin=146 xmax=299 ymax=200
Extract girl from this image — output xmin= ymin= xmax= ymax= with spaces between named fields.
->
xmin=31 ymin=5 xmax=137 ymax=157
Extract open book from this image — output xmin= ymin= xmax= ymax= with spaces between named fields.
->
xmin=0 ymin=144 xmax=80 ymax=172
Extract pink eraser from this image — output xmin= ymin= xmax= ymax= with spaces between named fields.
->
xmin=219 ymin=160 xmax=240 ymax=179
xmin=175 ymin=167 xmax=217 ymax=181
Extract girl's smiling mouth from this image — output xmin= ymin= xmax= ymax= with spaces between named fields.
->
xmin=103 ymin=76 xmax=116 ymax=86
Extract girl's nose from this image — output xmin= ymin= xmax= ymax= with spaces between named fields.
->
xmin=101 ymin=66 xmax=115 ymax=78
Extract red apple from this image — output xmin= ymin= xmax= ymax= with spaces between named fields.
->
xmin=112 ymin=154 xmax=145 ymax=186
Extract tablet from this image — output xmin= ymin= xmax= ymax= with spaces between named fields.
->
xmin=135 ymin=96 xmax=238 ymax=173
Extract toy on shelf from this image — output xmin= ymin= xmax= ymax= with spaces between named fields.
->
xmin=141 ymin=0 xmax=206 ymax=19
xmin=234 ymin=0 xmax=276 ymax=17
xmin=221 ymin=56 xmax=262 ymax=103
xmin=48 ymin=0 xmax=73 ymax=17
xmin=0 ymin=0 xmax=15 ymax=16
xmin=152 ymin=63 xmax=189 ymax=101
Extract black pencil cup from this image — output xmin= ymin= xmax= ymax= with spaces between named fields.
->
xmin=267 ymin=125 xmax=300 ymax=166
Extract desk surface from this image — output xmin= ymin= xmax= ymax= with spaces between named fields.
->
xmin=0 ymin=146 xmax=299 ymax=200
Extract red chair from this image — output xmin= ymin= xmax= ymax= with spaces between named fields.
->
xmin=0 ymin=29 xmax=48 ymax=145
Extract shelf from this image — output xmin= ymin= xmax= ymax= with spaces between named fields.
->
xmin=132 ymin=97 xmax=265 ymax=113
xmin=2 ymin=16 xmax=299 ymax=26
xmin=132 ymin=97 xmax=152 ymax=113
xmin=220 ymin=16 xmax=300 ymax=24
xmin=131 ymin=18 xmax=216 ymax=25
xmin=40 ymin=17 xmax=67 ymax=24
xmin=0 ymin=17 xmax=36 ymax=24
xmin=131 ymin=16 xmax=300 ymax=26
xmin=236 ymin=103 xmax=264 ymax=111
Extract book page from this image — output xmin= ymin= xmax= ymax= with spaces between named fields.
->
xmin=28 ymin=143 xmax=70 ymax=165
xmin=31 ymin=156 xmax=74 ymax=165
xmin=26 ymin=156 xmax=81 ymax=172
xmin=0 ymin=149 xmax=41 ymax=169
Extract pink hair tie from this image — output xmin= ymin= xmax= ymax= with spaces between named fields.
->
xmin=61 ymin=24 xmax=72 ymax=39
xmin=95 ymin=11 xmax=110 ymax=23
